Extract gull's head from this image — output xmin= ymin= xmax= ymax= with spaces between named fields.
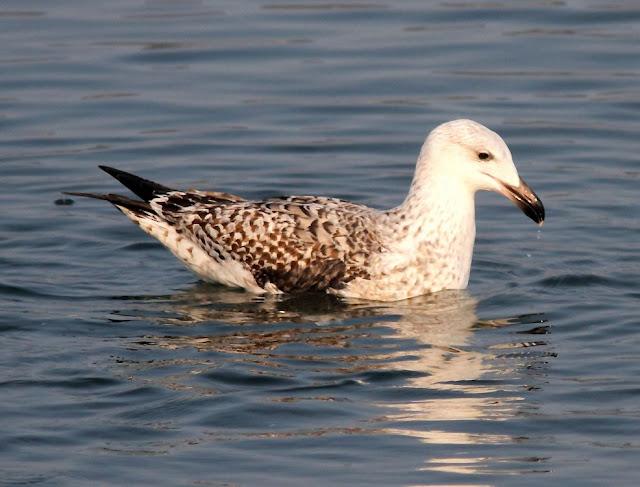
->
xmin=418 ymin=119 xmax=545 ymax=224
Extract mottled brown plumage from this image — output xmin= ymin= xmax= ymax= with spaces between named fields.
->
xmin=152 ymin=192 xmax=383 ymax=292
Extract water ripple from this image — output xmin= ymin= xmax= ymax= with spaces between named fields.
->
xmin=1 ymin=0 xmax=639 ymax=484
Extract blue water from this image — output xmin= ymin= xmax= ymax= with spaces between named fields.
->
xmin=2 ymin=1 xmax=639 ymax=485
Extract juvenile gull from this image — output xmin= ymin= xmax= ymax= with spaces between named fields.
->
xmin=67 ymin=119 xmax=544 ymax=301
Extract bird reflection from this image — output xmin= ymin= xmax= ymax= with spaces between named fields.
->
xmin=113 ymin=283 xmax=552 ymax=476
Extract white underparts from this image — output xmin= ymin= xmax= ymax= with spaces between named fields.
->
xmin=119 ymin=208 xmax=265 ymax=293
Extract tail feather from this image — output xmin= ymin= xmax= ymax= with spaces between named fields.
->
xmin=98 ymin=165 xmax=173 ymax=202
xmin=64 ymin=192 xmax=153 ymax=215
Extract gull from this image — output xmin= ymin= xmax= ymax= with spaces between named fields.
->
xmin=67 ymin=119 xmax=544 ymax=301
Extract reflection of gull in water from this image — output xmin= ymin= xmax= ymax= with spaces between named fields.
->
xmin=114 ymin=284 xmax=552 ymax=475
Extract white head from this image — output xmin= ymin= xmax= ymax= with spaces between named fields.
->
xmin=415 ymin=119 xmax=544 ymax=224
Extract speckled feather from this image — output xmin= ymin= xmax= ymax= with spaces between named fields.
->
xmin=150 ymin=192 xmax=385 ymax=292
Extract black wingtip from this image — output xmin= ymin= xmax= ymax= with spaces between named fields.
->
xmin=98 ymin=165 xmax=173 ymax=202
xmin=64 ymin=191 xmax=108 ymax=200
xmin=63 ymin=191 xmax=153 ymax=215
xmin=98 ymin=165 xmax=120 ymax=178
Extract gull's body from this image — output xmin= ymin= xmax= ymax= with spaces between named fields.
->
xmin=68 ymin=119 xmax=544 ymax=301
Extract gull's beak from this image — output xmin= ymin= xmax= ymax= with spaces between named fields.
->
xmin=498 ymin=177 xmax=545 ymax=225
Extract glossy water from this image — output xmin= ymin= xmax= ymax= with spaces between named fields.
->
xmin=1 ymin=1 xmax=639 ymax=485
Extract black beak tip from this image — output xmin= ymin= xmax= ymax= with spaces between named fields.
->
xmin=522 ymin=199 xmax=545 ymax=225
xmin=500 ymin=178 xmax=545 ymax=226
xmin=538 ymin=203 xmax=545 ymax=225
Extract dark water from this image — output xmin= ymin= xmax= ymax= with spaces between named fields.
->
xmin=2 ymin=1 xmax=639 ymax=485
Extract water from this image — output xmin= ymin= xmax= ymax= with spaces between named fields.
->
xmin=1 ymin=0 xmax=639 ymax=485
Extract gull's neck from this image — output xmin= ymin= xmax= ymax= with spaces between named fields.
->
xmin=385 ymin=159 xmax=477 ymax=290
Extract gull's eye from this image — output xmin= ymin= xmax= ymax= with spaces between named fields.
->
xmin=478 ymin=151 xmax=492 ymax=161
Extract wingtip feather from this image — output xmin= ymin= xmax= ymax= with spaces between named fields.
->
xmin=97 ymin=165 xmax=173 ymax=202
xmin=63 ymin=191 xmax=153 ymax=215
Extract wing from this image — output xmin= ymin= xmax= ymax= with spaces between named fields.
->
xmin=151 ymin=192 xmax=385 ymax=292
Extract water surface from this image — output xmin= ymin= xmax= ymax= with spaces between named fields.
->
xmin=1 ymin=1 xmax=639 ymax=485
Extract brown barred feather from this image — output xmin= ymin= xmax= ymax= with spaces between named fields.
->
xmin=152 ymin=193 xmax=382 ymax=292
